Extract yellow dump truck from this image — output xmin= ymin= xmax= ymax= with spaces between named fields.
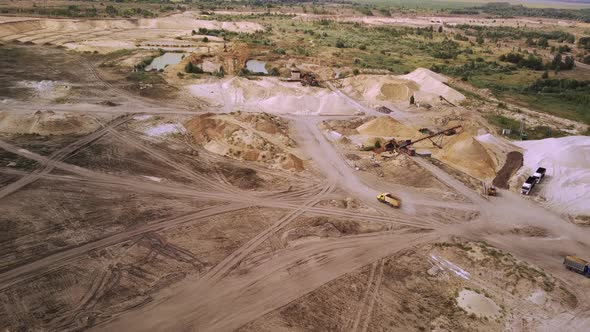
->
xmin=377 ymin=193 xmax=401 ymax=208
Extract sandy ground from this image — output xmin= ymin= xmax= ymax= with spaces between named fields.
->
xmin=0 ymin=12 xmax=261 ymax=53
xmin=1 ymin=16 xmax=590 ymax=332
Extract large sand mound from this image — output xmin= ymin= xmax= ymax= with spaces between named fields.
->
xmin=436 ymin=131 xmax=496 ymax=179
xmin=401 ymin=68 xmax=465 ymax=105
xmin=356 ymin=116 xmax=421 ymax=138
xmin=189 ymin=77 xmax=357 ymax=115
xmin=515 ymin=136 xmax=590 ymax=215
xmin=341 ymin=75 xmax=419 ymax=103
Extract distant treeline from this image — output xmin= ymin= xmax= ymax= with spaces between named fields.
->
xmin=455 ymin=25 xmax=576 ymax=43
xmin=451 ymin=2 xmax=590 ymax=23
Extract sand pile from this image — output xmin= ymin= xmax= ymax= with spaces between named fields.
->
xmin=435 ymin=131 xmax=496 ymax=179
xmin=515 ymin=136 xmax=590 ymax=216
xmin=401 ymin=68 xmax=465 ymax=105
xmin=188 ymin=77 xmax=357 ymax=115
xmin=184 ymin=113 xmax=303 ymax=170
xmin=0 ymin=111 xmax=100 ymax=135
xmin=341 ymin=75 xmax=419 ymax=104
xmin=356 ymin=116 xmax=421 ymax=138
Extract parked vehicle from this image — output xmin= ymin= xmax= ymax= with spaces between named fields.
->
xmin=563 ymin=256 xmax=590 ymax=277
xmin=533 ymin=167 xmax=546 ymax=183
xmin=521 ymin=176 xmax=537 ymax=195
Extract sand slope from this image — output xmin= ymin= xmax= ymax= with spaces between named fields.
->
xmin=356 ymin=116 xmax=420 ymax=138
xmin=189 ymin=77 xmax=357 ymax=115
xmin=401 ymin=68 xmax=465 ymax=105
xmin=515 ymin=136 xmax=590 ymax=216
xmin=436 ymin=132 xmax=496 ymax=179
xmin=341 ymin=75 xmax=419 ymax=104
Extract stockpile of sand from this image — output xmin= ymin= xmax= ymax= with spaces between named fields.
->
xmin=401 ymin=68 xmax=465 ymax=105
xmin=435 ymin=132 xmax=496 ymax=179
xmin=188 ymin=77 xmax=357 ymax=115
xmin=341 ymin=75 xmax=419 ymax=104
xmin=0 ymin=111 xmax=100 ymax=135
xmin=356 ymin=116 xmax=421 ymax=138
xmin=515 ymin=136 xmax=590 ymax=215
xmin=184 ymin=113 xmax=304 ymax=171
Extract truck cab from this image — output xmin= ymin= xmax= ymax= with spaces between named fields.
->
xmin=533 ymin=167 xmax=546 ymax=183
xmin=521 ymin=176 xmax=538 ymax=195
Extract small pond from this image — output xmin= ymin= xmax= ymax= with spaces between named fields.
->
xmin=145 ymin=53 xmax=184 ymax=71
xmin=246 ymin=59 xmax=268 ymax=74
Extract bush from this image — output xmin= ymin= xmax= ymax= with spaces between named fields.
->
xmin=335 ymin=40 xmax=346 ymax=48
xmin=273 ymin=48 xmax=286 ymax=55
xmin=202 ymin=37 xmax=209 ymax=42
xmin=185 ymin=62 xmax=203 ymax=74
xmin=353 ymin=69 xmax=360 ymax=75
xmin=269 ymin=67 xmax=280 ymax=76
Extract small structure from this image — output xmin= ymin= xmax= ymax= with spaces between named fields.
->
xmin=290 ymin=68 xmax=301 ymax=80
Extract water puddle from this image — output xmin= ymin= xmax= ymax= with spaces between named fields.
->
xmin=246 ymin=59 xmax=268 ymax=74
xmin=146 ymin=53 xmax=184 ymax=71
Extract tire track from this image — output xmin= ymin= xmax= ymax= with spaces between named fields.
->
xmin=0 ymin=203 xmax=249 ymax=291
xmin=199 ymin=182 xmax=336 ymax=285
xmin=101 ymin=124 xmax=237 ymax=193
xmin=350 ymin=262 xmax=377 ymax=332
xmin=0 ymin=115 xmax=130 ymax=200
xmin=360 ymin=259 xmax=384 ymax=332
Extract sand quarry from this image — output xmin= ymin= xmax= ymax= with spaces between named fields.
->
xmin=1 ymin=11 xmax=590 ymax=332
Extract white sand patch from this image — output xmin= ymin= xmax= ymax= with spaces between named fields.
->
xmin=143 ymin=176 xmax=162 ymax=182
xmin=63 ymin=40 xmax=136 ymax=53
xmin=18 ymin=80 xmax=70 ymax=99
xmin=528 ymin=289 xmax=547 ymax=305
xmin=430 ymin=254 xmax=470 ymax=280
xmin=134 ymin=115 xmax=153 ymax=121
xmin=144 ymin=123 xmax=186 ymax=137
xmin=456 ymin=289 xmax=501 ymax=318
xmin=515 ymin=136 xmax=590 ymax=215
xmin=188 ymin=77 xmax=357 ymax=115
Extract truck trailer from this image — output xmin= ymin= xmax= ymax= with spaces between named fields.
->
xmin=533 ymin=167 xmax=546 ymax=184
xmin=563 ymin=256 xmax=590 ymax=277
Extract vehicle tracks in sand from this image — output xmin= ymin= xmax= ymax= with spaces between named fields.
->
xmin=0 ymin=203 xmax=249 ymax=292
xmin=198 ymin=182 xmax=337 ymax=285
xmin=0 ymin=115 xmax=131 ymax=200
xmin=349 ymin=258 xmax=384 ymax=332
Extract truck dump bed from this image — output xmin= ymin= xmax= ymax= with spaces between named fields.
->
xmin=564 ymin=255 xmax=589 ymax=274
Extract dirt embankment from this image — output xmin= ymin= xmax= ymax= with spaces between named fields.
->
xmin=184 ymin=112 xmax=304 ymax=171
xmin=492 ymin=151 xmax=523 ymax=189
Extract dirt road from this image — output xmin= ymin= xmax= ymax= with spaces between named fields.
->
xmin=92 ymin=231 xmax=439 ymax=332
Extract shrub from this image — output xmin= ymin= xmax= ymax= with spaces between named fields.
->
xmin=185 ymin=62 xmax=203 ymax=74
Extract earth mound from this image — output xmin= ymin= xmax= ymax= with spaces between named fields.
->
xmin=436 ymin=131 xmax=496 ymax=179
xmin=184 ymin=113 xmax=304 ymax=171
xmin=356 ymin=116 xmax=421 ymax=138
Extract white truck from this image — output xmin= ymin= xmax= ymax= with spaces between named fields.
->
xmin=521 ymin=176 xmax=537 ymax=195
